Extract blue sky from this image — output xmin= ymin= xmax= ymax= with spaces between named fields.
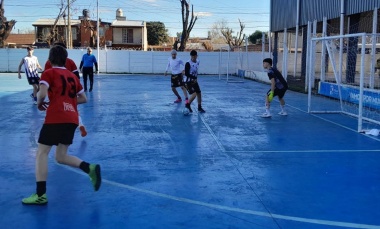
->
xmin=5 ymin=0 xmax=270 ymax=37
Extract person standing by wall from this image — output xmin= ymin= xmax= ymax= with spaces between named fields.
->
xmin=79 ymin=47 xmax=98 ymax=92
xmin=18 ymin=47 xmax=43 ymax=104
xmin=164 ymin=50 xmax=189 ymax=104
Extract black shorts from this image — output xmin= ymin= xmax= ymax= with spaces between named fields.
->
xmin=185 ymin=81 xmax=201 ymax=95
xmin=267 ymin=88 xmax=287 ymax=99
xmin=27 ymin=77 xmax=40 ymax=85
xmin=171 ymin=74 xmax=185 ymax=87
xmin=38 ymin=123 xmax=78 ymax=146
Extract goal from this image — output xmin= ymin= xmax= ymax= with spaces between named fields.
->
xmin=218 ymin=46 xmax=244 ymax=83
xmin=307 ymin=33 xmax=380 ymax=132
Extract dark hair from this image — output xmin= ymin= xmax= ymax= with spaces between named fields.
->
xmin=49 ymin=45 xmax=68 ymax=67
xmin=53 ymin=42 xmax=67 ymax=49
xmin=263 ymin=58 xmax=273 ymax=66
xmin=27 ymin=46 xmax=34 ymax=51
xmin=190 ymin=50 xmax=197 ymax=56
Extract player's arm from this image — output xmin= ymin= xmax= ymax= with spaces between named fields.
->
xmin=37 ymin=83 xmax=48 ymax=105
xmin=77 ymin=92 xmax=87 ymax=104
xmin=94 ymin=62 xmax=98 ymax=73
xmin=18 ymin=59 xmax=24 ymax=78
xmin=79 ymin=58 xmax=84 ymax=72
xmin=270 ymin=78 xmax=275 ymax=92
xmin=165 ymin=61 xmax=170 ymax=76
xmin=184 ymin=62 xmax=193 ymax=79
xmin=37 ymin=83 xmax=50 ymax=111
xmin=36 ymin=59 xmax=43 ymax=71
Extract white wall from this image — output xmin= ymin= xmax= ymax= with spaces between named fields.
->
xmin=0 ymin=48 xmax=268 ymax=75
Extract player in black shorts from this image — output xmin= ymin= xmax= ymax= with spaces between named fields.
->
xmin=165 ymin=50 xmax=189 ymax=103
xmin=261 ymin=58 xmax=288 ymax=118
xmin=184 ymin=50 xmax=205 ymax=113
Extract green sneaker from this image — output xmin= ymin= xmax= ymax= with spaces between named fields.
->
xmin=89 ymin=164 xmax=101 ymax=191
xmin=22 ymin=193 xmax=48 ymax=205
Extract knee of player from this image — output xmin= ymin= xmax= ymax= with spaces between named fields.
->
xmin=55 ymin=154 xmax=65 ymax=164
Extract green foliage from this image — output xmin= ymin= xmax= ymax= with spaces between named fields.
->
xmin=248 ymin=30 xmax=263 ymax=44
xmin=146 ymin=21 xmax=169 ymax=45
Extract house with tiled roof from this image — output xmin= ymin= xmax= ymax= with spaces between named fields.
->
xmin=29 ymin=8 xmax=146 ymax=50
xmin=4 ymin=33 xmax=35 ymax=48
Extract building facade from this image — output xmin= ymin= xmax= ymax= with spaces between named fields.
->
xmin=31 ymin=8 xmax=146 ymax=50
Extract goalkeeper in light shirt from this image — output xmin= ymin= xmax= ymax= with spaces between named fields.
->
xmin=262 ymin=58 xmax=288 ymax=118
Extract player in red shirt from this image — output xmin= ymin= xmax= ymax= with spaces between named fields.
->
xmin=44 ymin=43 xmax=87 ymax=137
xmin=22 ymin=45 xmax=101 ymax=205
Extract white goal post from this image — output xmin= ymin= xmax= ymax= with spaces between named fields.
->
xmin=307 ymin=32 xmax=380 ymax=132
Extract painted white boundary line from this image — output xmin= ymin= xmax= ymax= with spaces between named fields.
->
xmin=63 ymin=165 xmax=380 ymax=229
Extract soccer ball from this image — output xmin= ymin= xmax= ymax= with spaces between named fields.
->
xmin=182 ymin=108 xmax=190 ymax=116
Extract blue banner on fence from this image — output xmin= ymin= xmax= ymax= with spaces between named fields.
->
xmin=318 ymin=82 xmax=380 ymax=110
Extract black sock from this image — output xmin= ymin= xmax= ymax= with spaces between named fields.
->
xmin=198 ymin=105 xmax=202 ymax=109
xmin=79 ymin=161 xmax=90 ymax=174
xmin=36 ymin=181 xmax=46 ymax=196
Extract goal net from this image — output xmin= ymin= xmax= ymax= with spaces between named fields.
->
xmin=218 ymin=46 xmax=244 ymax=83
xmin=307 ymin=33 xmax=380 ymax=132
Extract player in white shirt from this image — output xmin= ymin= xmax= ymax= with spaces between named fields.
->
xmin=184 ymin=50 xmax=205 ymax=113
xmin=18 ymin=47 xmax=43 ymax=104
xmin=164 ymin=50 xmax=189 ymax=104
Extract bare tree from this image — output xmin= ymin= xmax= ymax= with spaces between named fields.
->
xmin=0 ymin=0 xmax=16 ymax=47
xmin=208 ymin=19 xmax=228 ymax=44
xmin=39 ymin=0 xmax=76 ymax=46
xmin=178 ymin=0 xmax=197 ymax=51
xmin=221 ymin=19 xmax=246 ymax=51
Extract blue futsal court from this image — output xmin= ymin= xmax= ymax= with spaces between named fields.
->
xmin=0 ymin=73 xmax=379 ymax=229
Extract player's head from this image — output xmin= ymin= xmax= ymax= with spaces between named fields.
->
xmin=53 ymin=42 xmax=67 ymax=49
xmin=171 ymin=49 xmax=177 ymax=59
xmin=263 ymin=58 xmax=273 ymax=69
xmin=49 ymin=45 xmax=68 ymax=67
xmin=26 ymin=46 xmax=34 ymax=53
xmin=190 ymin=50 xmax=197 ymax=62
xmin=87 ymin=47 xmax=92 ymax=54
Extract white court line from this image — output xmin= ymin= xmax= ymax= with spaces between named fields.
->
xmin=224 ymin=149 xmax=380 ymax=153
xmin=287 ymin=104 xmax=380 ymax=142
xmin=63 ymin=165 xmax=380 ymax=229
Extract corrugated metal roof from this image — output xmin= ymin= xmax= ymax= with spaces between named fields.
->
xmin=270 ymin=0 xmax=380 ymax=32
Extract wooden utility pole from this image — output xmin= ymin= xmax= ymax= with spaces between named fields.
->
xmin=67 ymin=0 xmax=72 ymax=48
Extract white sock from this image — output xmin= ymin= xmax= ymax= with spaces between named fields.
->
xmin=79 ymin=115 xmax=84 ymax=126
xmin=265 ymin=103 xmax=270 ymax=114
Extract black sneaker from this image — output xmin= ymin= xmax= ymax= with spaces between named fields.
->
xmin=198 ymin=107 xmax=206 ymax=113
xmin=185 ymin=103 xmax=193 ymax=113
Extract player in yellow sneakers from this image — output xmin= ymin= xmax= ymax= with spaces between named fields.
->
xmin=261 ymin=58 xmax=288 ymax=118
xmin=22 ymin=45 xmax=101 ymax=206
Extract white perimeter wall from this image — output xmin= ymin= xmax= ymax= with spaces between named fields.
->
xmin=0 ymin=49 xmax=269 ymax=78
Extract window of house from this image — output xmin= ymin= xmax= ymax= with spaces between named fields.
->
xmin=71 ymin=27 xmax=77 ymax=40
xmin=122 ymin=28 xmax=134 ymax=43
xmin=122 ymin=28 xmax=128 ymax=43
xmin=127 ymin=29 xmax=133 ymax=43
